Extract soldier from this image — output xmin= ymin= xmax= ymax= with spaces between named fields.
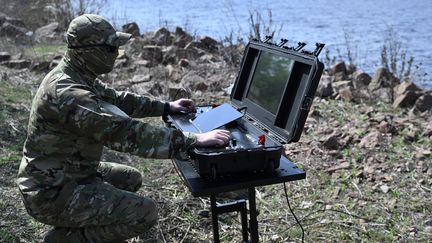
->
xmin=17 ymin=14 xmax=230 ymax=242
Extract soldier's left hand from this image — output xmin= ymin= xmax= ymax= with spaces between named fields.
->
xmin=169 ymin=98 xmax=196 ymax=113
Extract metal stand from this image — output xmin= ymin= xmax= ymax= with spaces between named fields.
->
xmin=210 ymin=187 xmax=260 ymax=243
xmin=171 ymin=156 xmax=305 ymax=243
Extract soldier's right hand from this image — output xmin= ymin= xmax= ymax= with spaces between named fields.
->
xmin=195 ymin=129 xmax=230 ymax=147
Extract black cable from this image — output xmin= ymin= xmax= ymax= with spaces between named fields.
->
xmin=283 ymin=182 xmax=304 ymax=243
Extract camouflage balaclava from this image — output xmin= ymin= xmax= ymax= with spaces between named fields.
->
xmin=65 ymin=14 xmax=131 ymax=77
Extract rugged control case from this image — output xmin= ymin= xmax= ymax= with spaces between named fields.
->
xmin=167 ymin=39 xmax=324 ymax=179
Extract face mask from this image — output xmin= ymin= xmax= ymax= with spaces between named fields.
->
xmin=68 ymin=45 xmax=119 ymax=76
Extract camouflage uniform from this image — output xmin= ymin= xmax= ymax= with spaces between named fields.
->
xmin=17 ymin=14 xmax=196 ymax=242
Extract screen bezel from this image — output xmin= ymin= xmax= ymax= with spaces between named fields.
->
xmin=231 ymin=42 xmax=316 ymax=141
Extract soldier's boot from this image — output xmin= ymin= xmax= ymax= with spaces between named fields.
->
xmin=98 ymin=161 xmax=143 ymax=192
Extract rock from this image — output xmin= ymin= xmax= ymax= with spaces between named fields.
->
xmin=359 ymin=131 xmax=382 ymax=149
xmin=169 ymin=87 xmax=191 ymax=100
xmin=352 ymin=70 xmax=371 ymax=87
xmin=193 ymin=82 xmax=209 ymax=92
xmin=199 ymin=36 xmax=218 ymax=52
xmin=181 ymin=72 xmax=205 ymax=86
xmin=124 ymin=38 xmax=145 ymax=59
xmin=322 ymin=134 xmax=340 ymax=150
xmin=413 ymin=93 xmax=432 ymax=112
xmin=392 ymin=90 xmax=422 ymax=108
xmin=0 ymin=22 xmax=27 ymax=38
xmin=393 ymin=81 xmax=421 ymax=97
xmin=331 ymin=61 xmax=347 ymax=75
xmin=380 ymin=184 xmax=390 ymax=193
xmin=174 ymin=26 xmax=193 ymax=48
xmin=131 ymin=74 xmax=151 ymax=83
xmin=0 ymin=52 xmax=11 ymax=62
xmin=377 ymin=121 xmax=394 ymax=134
xmin=162 ymin=46 xmax=178 ymax=64
xmin=122 ymin=22 xmax=140 ymax=37
xmin=114 ymin=59 xmax=128 ymax=69
xmin=199 ymin=54 xmax=219 ymax=63
xmin=140 ymin=45 xmax=163 ymax=63
xmin=153 ymin=27 xmax=172 ymax=46
xmin=1 ymin=59 xmax=31 ymax=69
xmin=33 ymin=22 xmax=63 ymax=43
xmin=133 ymin=60 xmax=152 ymax=67
xmin=178 ymin=58 xmax=189 ymax=67
xmin=197 ymin=209 xmax=210 ymax=218
xmin=316 ymin=75 xmax=333 ymax=97
xmin=372 ymin=87 xmax=394 ymax=103
xmin=339 ymin=87 xmax=354 ymax=101
xmin=425 ymin=120 xmax=432 ymax=137
xmin=369 ymin=67 xmax=399 ymax=91
xmin=326 ymin=162 xmax=350 ymax=173
xmin=30 ymin=61 xmax=50 ymax=72
xmin=333 ymin=71 xmax=347 ymax=82
xmin=332 ymin=80 xmax=352 ymax=90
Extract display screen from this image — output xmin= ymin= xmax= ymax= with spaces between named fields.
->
xmin=246 ymin=52 xmax=294 ymax=115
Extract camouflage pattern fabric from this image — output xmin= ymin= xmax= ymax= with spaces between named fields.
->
xmin=17 ymin=14 xmax=196 ymax=242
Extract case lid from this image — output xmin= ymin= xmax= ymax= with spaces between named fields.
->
xmin=230 ymin=40 xmax=324 ymax=143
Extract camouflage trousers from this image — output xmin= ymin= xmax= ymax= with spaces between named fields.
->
xmin=21 ymin=162 xmax=158 ymax=243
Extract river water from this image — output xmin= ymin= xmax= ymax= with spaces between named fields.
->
xmin=106 ymin=0 xmax=432 ymax=88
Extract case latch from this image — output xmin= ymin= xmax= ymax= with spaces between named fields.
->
xmin=301 ymin=96 xmax=314 ymax=111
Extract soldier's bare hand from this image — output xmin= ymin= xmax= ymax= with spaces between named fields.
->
xmin=169 ymin=98 xmax=196 ymax=113
xmin=195 ymin=129 xmax=231 ymax=147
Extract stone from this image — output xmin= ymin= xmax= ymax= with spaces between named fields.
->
xmin=162 ymin=46 xmax=178 ymax=64
xmin=425 ymin=120 xmax=432 ymax=137
xmin=197 ymin=209 xmax=210 ymax=218
xmin=33 ymin=22 xmax=63 ymax=43
xmin=326 ymin=162 xmax=351 ymax=173
xmin=122 ymin=22 xmax=140 ymax=37
xmin=331 ymin=61 xmax=347 ymax=75
xmin=322 ymin=134 xmax=340 ymax=150
xmin=193 ymin=82 xmax=209 ymax=92
xmin=373 ymin=87 xmax=394 ymax=103
xmin=0 ymin=22 xmax=27 ymax=38
xmin=169 ymin=87 xmax=191 ymax=100
xmin=153 ymin=27 xmax=172 ymax=46
xmin=181 ymin=72 xmax=205 ymax=86
xmin=392 ymin=90 xmax=422 ymax=108
xmin=413 ymin=93 xmax=432 ymax=112
xmin=316 ymin=75 xmax=333 ymax=97
xmin=377 ymin=121 xmax=393 ymax=134
xmin=0 ymin=52 xmax=11 ymax=62
xmin=199 ymin=54 xmax=219 ymax=63
xmin=131 ymin=74 xmax=151 ymax=83
xmin=114 ymin=59 xmax=128 ymax=69
xmin=359 ymin=131 xmax=382 ymax=149
xmin=174 ymin=26 xmax=193 ymax=48
xmin=199 ymin=36 xmax=218 ymax=51
xmin=380 ymin=184 xmax=390 ymax=193
xmin=393 ymin=81 xmax=421 ymax=97
xmin=352 ymin=70 xmax=371 ymax=87
xmin=178 ymin=58 xmax=189 ymax=67
xmin=369 ymin=67 xmax=399 ymax=91
xmin=140 ymin=45 xmax=163 ymax=63
xmin=332 ymin=80 xmax=353 ymax=90
xmin=30 ymin=61 xmax=50 ymax=72
xmin=1 ymin=59 xmax=31 ymax=69
xmin=134 ymin=60 xmax=152 ymax=67
xmin=339 ymin=87 xmax=354 ymax=101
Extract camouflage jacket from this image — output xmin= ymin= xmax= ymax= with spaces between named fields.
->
xmin=17 ymin=58 xmax=196 ymax=195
